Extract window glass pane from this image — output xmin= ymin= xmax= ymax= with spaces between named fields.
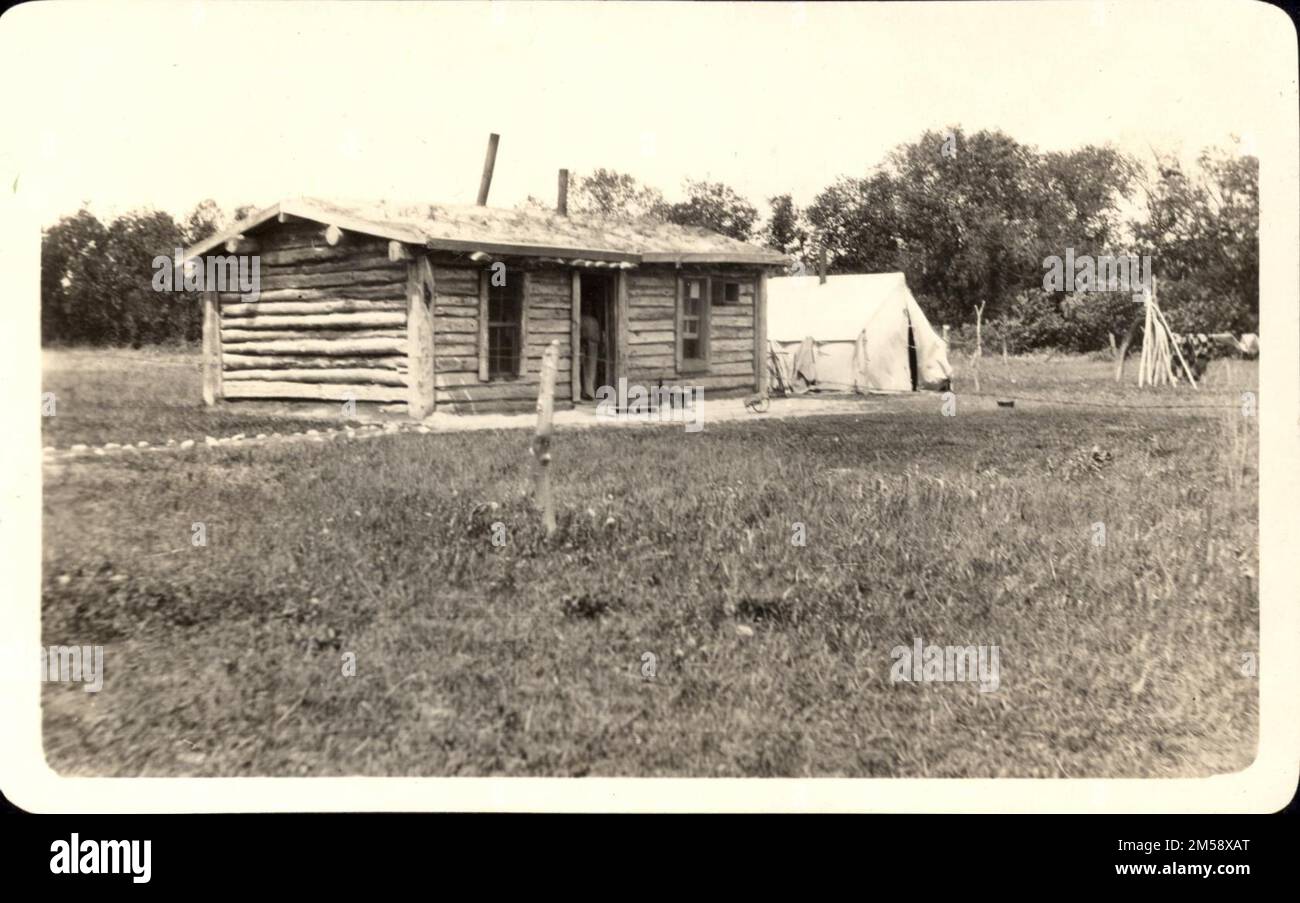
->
xmin=724 ymin=282 xmax=740 ymax=303
xmin=489 ymin=279 xmax=520 ymax=324
xmin=487 ymin=277 xmax=522 ymax=377
xmin=488 ymin=326 xmax=518 ymax=377
xmin=682 ymin=278 xmax=709 ymax=362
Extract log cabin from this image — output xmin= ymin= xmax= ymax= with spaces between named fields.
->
xmin=180 ymin=198 xmax=789 ymax=417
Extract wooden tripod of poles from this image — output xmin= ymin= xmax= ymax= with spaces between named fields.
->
xmin=1137 ymin=278 xmax=1199 ymax=389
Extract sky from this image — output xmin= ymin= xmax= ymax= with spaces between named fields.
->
xmin=0 ymin=0 xmax=1289 ymax=228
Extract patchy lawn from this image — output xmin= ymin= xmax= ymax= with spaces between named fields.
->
xmin=41 ymin=347 xmax=344 ymax=447
xmin=40 ymin=349 xmax=1258 ymax=777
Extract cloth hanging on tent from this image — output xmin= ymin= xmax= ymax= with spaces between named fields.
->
xmin=767 ymin=344 xmax=796 ymax=395
xmin=850 ymin=331 xmax=870 ymax=393
xmin=792 ymin=337 xmax=819 ymax=385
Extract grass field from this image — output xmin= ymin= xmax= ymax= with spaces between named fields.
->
xmin=40 ymin=348 xmax=1259 ymax=777
xmin=40 ymin=347 xmax=344 ymax=448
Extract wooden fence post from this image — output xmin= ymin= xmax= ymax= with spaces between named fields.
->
xmin=971 ymin=301 xmax=986 ymax=393
xmin=754 ymin=270 xmax=768 ymax=394
xmin=533 ymin=340 xmax=560 ymax=537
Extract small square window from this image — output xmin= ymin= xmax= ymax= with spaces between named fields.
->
xmin=711 ymin=280 xmax=742 ymax=305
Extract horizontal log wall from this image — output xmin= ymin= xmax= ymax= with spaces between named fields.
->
xmin=432 ymin=264 xmax=574 ymax=414
xmin=204 ymin=222 xmax=767 ymax=414
xmin=211 ymin=224 xmax=409 ymax=406
xmin=626 ymin=267 xmax=757 ymax=396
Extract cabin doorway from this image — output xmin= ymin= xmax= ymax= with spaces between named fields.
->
xmin=578 ymin=272 xmax=617 ymax=401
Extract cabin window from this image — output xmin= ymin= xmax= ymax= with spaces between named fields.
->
xmin=711 ymin=279 xmax=741 ymax=305
xmin=680 ymin=276 xmax=711 ymax=371
xmin=487 ymin=277 xmax=523 ymax=379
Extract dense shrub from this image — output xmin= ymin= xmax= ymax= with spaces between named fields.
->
xmin=41 ymin=201 xmax=227 ymax=347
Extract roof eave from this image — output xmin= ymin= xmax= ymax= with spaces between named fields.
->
xmin=422 ymin=237 xmax=638 ymax=263
xmin=178 ymin=202 xmax=283 ymax=263
xmin=640 ymin=251 xmax=791 ymax=266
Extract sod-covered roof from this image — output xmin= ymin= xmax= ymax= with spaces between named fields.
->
xmin=184 ymin=197 xmax=789 ymax=267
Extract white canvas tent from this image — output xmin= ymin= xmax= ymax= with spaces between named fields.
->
xmin=766 ymin=273 xmax=952 ymax=394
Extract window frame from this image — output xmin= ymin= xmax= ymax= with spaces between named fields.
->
xmin=677 ymin=274 xmax=712 ymax=374
xmin=480 ymin=268 xmax=528 ymax=381
xmin=711 ymin=278 xmax=742 ymax=306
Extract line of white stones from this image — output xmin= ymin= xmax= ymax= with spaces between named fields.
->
xmin=42 ymin=398 xmax=816 ymax=463
xmin=43 ymin=421 xmax=434 ymax=462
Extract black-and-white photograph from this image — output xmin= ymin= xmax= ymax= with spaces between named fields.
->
xmin=3 ymin=0 xmax=1295 ymax=816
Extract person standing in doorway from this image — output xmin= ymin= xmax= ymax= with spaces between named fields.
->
xmin=581 ymin=310 xmax=602 ymax=401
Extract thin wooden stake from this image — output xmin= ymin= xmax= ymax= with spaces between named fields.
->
xmin=1152 ymin=297 xmax=1199 ymax=389
xmin=532 ymin=340 xmax=560 ymax=537
xmin=1138 ymin=293 xmax=1153 ymax=387
xmin=1115 ymin=314 xmax=1138 ymax=382
xmin=971 ymin=301 xmax=986 ymax=393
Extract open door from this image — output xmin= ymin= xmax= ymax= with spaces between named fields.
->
xmin=576 ymin=272 xmax=617 ymax=401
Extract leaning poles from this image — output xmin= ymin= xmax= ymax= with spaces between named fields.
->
xmin=1152 ymin=299 xmax=1199 ymax=389
xmin=1135 ymin=276 xmax=1198 ymax=389
xmin=1138 ymin=290 xmax=1153 ymax=387
xmin=532 ymin=339 xmax=560 ymax=537
xmin=1138 ymin=281 xmax=1174 ymax=386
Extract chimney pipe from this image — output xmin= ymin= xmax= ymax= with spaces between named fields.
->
xmin=818 ymin=246 xmax=828 ymax=284
xmin=476 ymin=133 xmax=500 ymax=206
xmin=557 ymin=169 xmax=569 ymax=216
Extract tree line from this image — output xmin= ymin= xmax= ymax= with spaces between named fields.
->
xmin=42 ymin=127 xmax=1257 ymax=351
xmin=558 ymin=129 xmax=1257 ymax=352
xmin=41 ymin=200 xmax=250 ymax=346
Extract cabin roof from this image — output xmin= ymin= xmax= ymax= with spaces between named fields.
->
xmin=182 ymin=197 xmax=790 ymax=267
